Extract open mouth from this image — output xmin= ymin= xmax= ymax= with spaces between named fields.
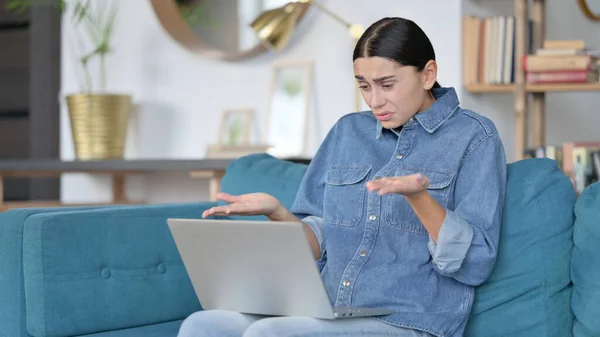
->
xmin=375 ymin=112 xmax=392 ymax=121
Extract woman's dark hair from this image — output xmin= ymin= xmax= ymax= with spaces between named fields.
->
xmin=353 ymin=17 xmax=440 ymax=89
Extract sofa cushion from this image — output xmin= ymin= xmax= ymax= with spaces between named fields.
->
xmin=79 ymin=319 xmax=182 ymax=337
xmin=572 ymin=181 xmax=600 ymax=337
xmin=220 ymin=153 xmax=308 ymax=220
xmin=22 ymin=203 xmax=210 ymax=337
xmin=465 ymin=158 xmax=575 ymax=337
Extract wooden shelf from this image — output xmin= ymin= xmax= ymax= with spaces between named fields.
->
xmin=465 ymin=84 xmax=515 ymax=93
xmin=465 ymin=82 xmax=600 ymax=94
xmin=527 ymin=82 xmax=600 ymax=92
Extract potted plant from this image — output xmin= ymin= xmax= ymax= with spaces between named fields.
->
xmin=5 ymin=0 xmax=131 ymax=160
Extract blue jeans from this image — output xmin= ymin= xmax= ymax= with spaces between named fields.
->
xmin=177 ymin=310 xmax=433 ymax=337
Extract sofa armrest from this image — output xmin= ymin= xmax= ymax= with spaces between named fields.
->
xmin=0 ymin=205 xmax=131 ymax=337
xmin=22 ymin=202 xmax=217 ymax=337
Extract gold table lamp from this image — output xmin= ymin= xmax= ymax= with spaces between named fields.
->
xmin=251 ymin=0 xmax=365 ymax=112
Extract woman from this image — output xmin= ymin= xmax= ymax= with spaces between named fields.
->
xmin=178 ymin=17 xmax=506 ymax=337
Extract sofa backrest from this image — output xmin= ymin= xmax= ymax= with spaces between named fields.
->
xmin=464 ymin=158 xmax=575 ymax=336
xmin=571 ymin=181 xmax=600 ymax=336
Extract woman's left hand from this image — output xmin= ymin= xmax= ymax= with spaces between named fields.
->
xmin=366 ymin=173 xmax=429 ymax=197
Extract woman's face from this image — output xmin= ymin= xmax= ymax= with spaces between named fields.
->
xmin=353 ymin=56 xmax=437 ymax=129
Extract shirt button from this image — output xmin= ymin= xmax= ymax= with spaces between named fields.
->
xmin=359 ymin=250 xmax=368 ymax=257
xmin=396 ymin=153 xmax=404 ymax=159
xmin=342 ymin=280 xmax=351 ymax=287
xmin=369 ymin=215 xmax=377 ymax=221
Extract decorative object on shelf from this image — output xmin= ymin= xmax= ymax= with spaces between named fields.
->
xmin=65 ymin=0 xmax=131 ymax=160
xmin=218 ymin=108 xmax=254 ymax=146
xmin=251 ymin=0 xmax=365 ymax=112
xmin=5 ymin=0 xmax=131 ymax=161
xmin=66 ymin=93 xmax=131 ymax=161
xmin=206 ymin=108 xmax=271 ymax=159
xmin=578 ymin=0 xmax=600 ymax=22
xmin=151 ymin=0 xmax=308 ymax=61
xmin=265 ymin=61 xmax=312 ymax=159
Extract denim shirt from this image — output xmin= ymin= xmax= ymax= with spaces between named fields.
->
xmin=291 ymin=87 xmax=507 ymax=337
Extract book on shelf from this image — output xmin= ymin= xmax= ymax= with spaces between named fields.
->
xmin=524 ymin=141 xmax=600 ymax=194
xmin=462 ymin=15 xmax=531 ymax=86
xmin=525 ymin=70 xmax=598 ymax=84
xmin=523 ymin=40 xmax=600 ymax=84
xmin=462 ymin=17 xmax=600 ymax=88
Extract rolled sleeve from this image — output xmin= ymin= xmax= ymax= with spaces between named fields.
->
xmin=301 ymin=215 xmax=325 ymax=259
xmin=427 ymin=210 xmax=474 ymax=273
xmin=430 ymin=134 xmax=506 ymax=286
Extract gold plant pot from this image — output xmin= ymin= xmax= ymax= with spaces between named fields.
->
xmin=66 ymin=93 xmax=132 ymax=160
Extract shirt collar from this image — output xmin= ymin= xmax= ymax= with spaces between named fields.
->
xmin=375 ymin=87 xmax=460 ymax=139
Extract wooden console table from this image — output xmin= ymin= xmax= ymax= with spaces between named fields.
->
xmin=0 ymin=159 xmax=233 ymax=211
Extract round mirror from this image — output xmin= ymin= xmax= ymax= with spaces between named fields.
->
xmin=578 ymin=0 xmax=600 ymax=21
xmin=151 ymin=0 xmax=308 ymax=61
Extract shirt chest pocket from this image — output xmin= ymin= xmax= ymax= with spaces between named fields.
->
xmin=385 ymin=168 xmax=455 ymax=234
xmin=324 ymin=165 xmax=371 ymax=227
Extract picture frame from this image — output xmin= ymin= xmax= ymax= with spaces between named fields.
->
xmin=265 ymin=61 xmax=312 ymax=158
xmin=218 ymin=108 xmax=254 ymax=146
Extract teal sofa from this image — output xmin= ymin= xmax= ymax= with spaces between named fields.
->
xmin=1 ymin=153 xmax=599 ymax=337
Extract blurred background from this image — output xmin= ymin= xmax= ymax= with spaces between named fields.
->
xmin=0 ymin=0 xmax=598 ymax=209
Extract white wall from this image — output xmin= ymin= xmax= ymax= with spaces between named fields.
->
xmin=462 ymin=0 xmax=600 ymax=162
xmin=60 ymin=0 xmax=462 ymax=204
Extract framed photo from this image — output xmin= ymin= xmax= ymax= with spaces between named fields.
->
xmin=265 ymin=61 xmax=312 ymax=158
xmin=218 ymin=108 xmax=253 ymax=146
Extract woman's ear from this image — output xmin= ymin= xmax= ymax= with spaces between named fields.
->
xmin=422 ymin=60 xmax=438 ymax=90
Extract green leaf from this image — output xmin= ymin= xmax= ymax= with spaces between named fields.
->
xmin=4 ymin=0 xmax=66 ymax=14
xmin=178 ymin=0 xmax=218 ymax=28
xmin=5 ymin=0 xmax=32 ymax=13
xmin=101 ymin=3 xmax=118 ymax=50
xmin=60 ymin=0 xmax=120 ymax=92
xmin=72 ymin=0 xmax=91 ymax=25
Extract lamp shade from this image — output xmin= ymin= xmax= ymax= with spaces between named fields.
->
xmin=250 ymin=2 xmax=309 ymax=52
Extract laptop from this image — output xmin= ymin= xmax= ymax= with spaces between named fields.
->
xmin=167 ymin=218 xmax=394 ymax=319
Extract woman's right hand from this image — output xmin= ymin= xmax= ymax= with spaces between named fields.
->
xmin=202 ymin=192 xmax=286 ymax=220
xmin=205 ymin=192 xmax=321 ymax=259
